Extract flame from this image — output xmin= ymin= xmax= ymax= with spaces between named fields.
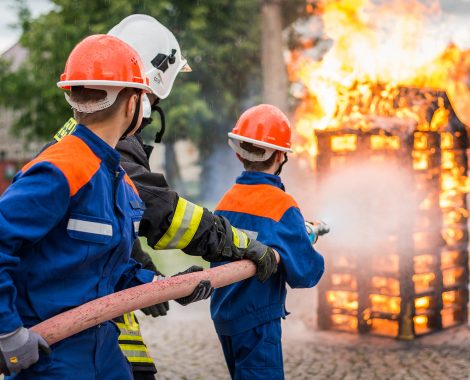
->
xmin=370 ymin=319 xmax=399 ymax=337
xmin=415 ymin=296 xmax=431 ymax=311
xmin=331 ymin=314 xmax=358 ymax=331
xmin=327 ymin=290 xmax=358 ymax=310
xmin=442 ymin=267 xmax=465 ymax=287
xmin=442 ymin=290 xmax=458 ymax=306
xmin=441 ymin=249 xmax=461 ymax=269
xmin=413 ymin=315 xmax=430 ymax=334
xmin=371 ymin=276 xmax=400 ymax=295
xmin=331 ymin=273 xmax=357 ymax=288
xmin=288 ymin=0 xmax=470 ymax=150
xmin=413 ymin=254 xmax=435 ymax=273
xmin=369 ymin=294 xmax=401 ymax=314
xmin=441 ymin=308 xmax=459 ymax=327
xmin=413 ymin=272 xmax=435 ymax=293
xmin=308 ymin=1 xmax=470 ymax=337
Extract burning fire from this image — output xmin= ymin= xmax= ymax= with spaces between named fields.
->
xmin=288 ymin=0 xmax=470 ymax=156
xmin=293 ymin=0 xmax=470 ymax=338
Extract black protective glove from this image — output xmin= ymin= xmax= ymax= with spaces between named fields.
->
xmin=243 ymin=239 xmax=278 ymax=283
xmin=0 ymin=327 xmax=51 ymax=375
xmin=172 ymin=266 xmax=214 ymax=306
xmin=141 ymin=300 xmax=170 ymax=317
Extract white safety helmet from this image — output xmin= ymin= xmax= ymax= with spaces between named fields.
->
xmin=108 ymin=14 xmax=191 ymax=100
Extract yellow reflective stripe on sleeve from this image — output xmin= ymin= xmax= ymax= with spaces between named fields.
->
xmin=119 ymin=344 xmax=149 ymax=352
xmin=118 ymin=334 xmax=144 ymax=342
xmin=231 ymin=226 xmax=240 ymax=247
xmin=125 ymin=357 xmax=155 ymax=364
xmin=231 ymin=227 xmax=249 ymax=249
xmin=54 ymin=118 xmax=77 ymax=142
xmin=175 ymin=204 xmax=204 ymax=249
xmin=154 ymin=198 xmax=203 ymax=250
xmin=155 ymin=198 xmax=188 ymax=249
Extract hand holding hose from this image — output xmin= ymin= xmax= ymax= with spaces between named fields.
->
xmin=0 ymin=327 xmax=50 ymax=375
xmin=171 ymin=266 xmax=214 ymax=306
xmin=142 ymin=266 xmax=214 ymax=316
xmin=305 ymin=220 xmax=330 ymax=244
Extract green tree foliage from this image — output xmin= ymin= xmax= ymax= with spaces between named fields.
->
xmin=0 ymin=0 xmax=307 ymax=192
xmin=0 ymin=0 xmax=262 ymax=148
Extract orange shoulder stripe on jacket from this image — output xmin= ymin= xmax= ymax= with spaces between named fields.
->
xmin=22 ymin=135 xmax=101 ymax=197
xmin=124 ymin=173 xmax=139 ymax=195
xmin=215 ymin=184 xmax=298 ymax=222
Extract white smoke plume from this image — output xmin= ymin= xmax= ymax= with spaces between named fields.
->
xmin=286 ymin=157 xmax=418 ymax=256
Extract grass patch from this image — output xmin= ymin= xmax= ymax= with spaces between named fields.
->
xmin=140 ymin=238 xmax=209 ymax=275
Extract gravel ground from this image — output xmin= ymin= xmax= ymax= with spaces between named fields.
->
xmin=138 ymin=287 xmax=470 ymax=380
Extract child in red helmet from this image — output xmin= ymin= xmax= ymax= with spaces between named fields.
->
xmin=210 ymin=104 xmax=327 ymax=380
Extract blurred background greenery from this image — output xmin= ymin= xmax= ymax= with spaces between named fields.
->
xmin=0 ymin=0 xmax=308 ymax=202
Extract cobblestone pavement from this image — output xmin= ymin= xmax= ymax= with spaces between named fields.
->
xmin=138 ymin=288 xmax=470 ymax=380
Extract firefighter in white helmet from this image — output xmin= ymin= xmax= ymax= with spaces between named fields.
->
xmin=49 ymin=15 xmax=278 ymax=379
xmin=111 ymin=16 xmax=278 ymax=379
xmin=109 ymin=14 xmax=191 ymax=100
xmin=107 ymin=15 xmax=276 ymax=283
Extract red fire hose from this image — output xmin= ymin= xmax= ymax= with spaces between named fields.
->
xmin=29 ymin=258 xmax=266 ymax=346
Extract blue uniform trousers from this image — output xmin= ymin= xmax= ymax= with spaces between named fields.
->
xmin=6 ymin=322 xmax=132 ymax=380
xmin=218 ymin=319 xmax=284 ymax=380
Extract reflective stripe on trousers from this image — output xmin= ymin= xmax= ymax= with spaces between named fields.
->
xmin=116 ymin=312 xmax=155 ymax=366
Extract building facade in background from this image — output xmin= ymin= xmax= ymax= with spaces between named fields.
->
xmin=0 ymin=43 xmax=44 ymax=193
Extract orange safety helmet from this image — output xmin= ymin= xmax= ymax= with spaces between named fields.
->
xmin=228 ymin=104 xmax=292 ymax=153
xmin=57 ymin=35 xmax=152 ymax=113
xmin=58 ymin=34 xmax=152 ymax=93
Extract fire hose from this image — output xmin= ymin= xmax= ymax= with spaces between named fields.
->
xmin=28 ymin=257 xmax=278 ymax=346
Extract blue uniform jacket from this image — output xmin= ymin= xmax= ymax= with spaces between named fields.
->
xmin=210 ymin=171 xmax=324 ymax=336
xmin=0 ymin=124 xmax=154 ymax=333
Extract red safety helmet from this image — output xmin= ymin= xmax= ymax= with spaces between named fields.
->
xmin=57 ymin=34 xmax=152 ymax=93
xmin=228 ymin=104 xmax=292 ymax=153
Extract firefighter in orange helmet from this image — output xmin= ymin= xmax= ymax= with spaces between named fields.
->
xmin=0 ymin=35 xmax=183 ymax=379
xmin=211 ymin=104 xmax=327 ymax=380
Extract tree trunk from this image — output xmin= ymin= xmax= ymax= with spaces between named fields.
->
xmin=164 ymin=140 xmax=186 ymax=194
xmin=261 ymin=0 xmax=289 ymax=113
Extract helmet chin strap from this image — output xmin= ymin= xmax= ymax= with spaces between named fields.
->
xmin=120 ymin=91 xmax=142 ymax=140
xmin=153 ymin=104 xmax=166 ymax=143
xmin=274 ymin=152 xmax=288 ymax=176
xmin=135 ymin=98 xmax=166 ymax=143
xmin=137 ymin=117 xmax=153 ymax=134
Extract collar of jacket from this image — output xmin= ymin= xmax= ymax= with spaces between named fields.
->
xmin=73 ymin=124 xmax=121 ymax=170
xmin=116 ymin=135 xmax=150 ymax=170
xmin=236 ymin=171 xmax=285 ymax=191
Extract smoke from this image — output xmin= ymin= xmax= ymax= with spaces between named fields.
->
xmin=202 ymin=149 xmax=422 ymax=260
xmin=200 ymin=144 xmax=242 ymax=204
xmin=286 ymin=158 xmax=418 ymax=256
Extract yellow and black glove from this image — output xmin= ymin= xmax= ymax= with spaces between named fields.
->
xmin=243 ymin=239 xmax=278 ymax=283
